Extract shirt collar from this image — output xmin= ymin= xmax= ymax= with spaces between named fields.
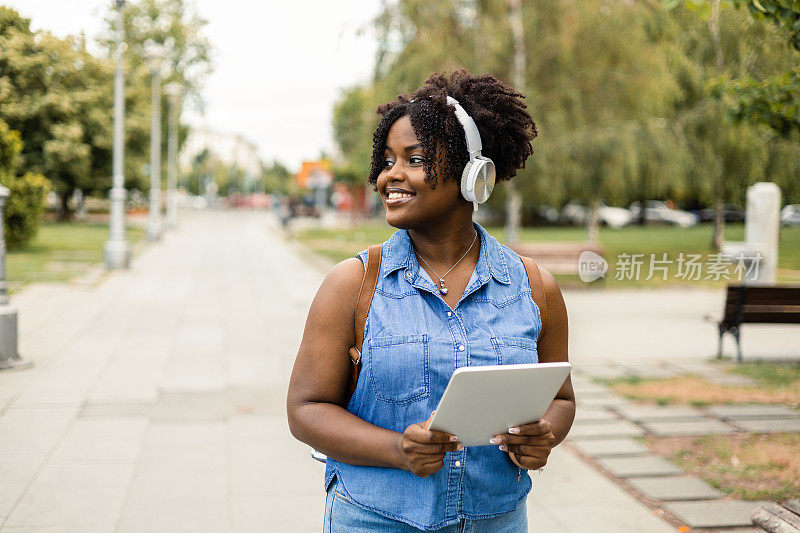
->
xmin=382 ymin=221 xmax=511 ymax=285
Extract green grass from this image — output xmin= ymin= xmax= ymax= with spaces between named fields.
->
xmin=730 ymin=361 xmax=800 ymax=388
xmin=5 ymin=222 xmax=145 ymax=291
xmin=291 ymin=221 xmax=800 ymax=287
xmin=665 ymin=433 xmax=800 ymax=501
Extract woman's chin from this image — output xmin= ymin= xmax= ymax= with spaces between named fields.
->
xmin=384 ymin=211 xmax=416 ymax=230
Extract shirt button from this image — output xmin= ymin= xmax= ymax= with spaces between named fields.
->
xmin=447 ymin=311 xmax=453 ymax=317
xmin=406 ymin=272 xmax=412 ymax=279
xmin=458 ymin=345 xmax=465 ymax=351
xmin=455 ymin=460 xmax=461 ymax=467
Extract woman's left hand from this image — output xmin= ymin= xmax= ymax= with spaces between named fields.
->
xmin=491 ymin=419 xmax=556 ymax=471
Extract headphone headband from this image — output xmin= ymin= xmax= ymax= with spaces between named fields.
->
xmin=408 ymin=94 xmax=495 ymax=211
xmin=445 ymin=96 xmax=483 ymax=158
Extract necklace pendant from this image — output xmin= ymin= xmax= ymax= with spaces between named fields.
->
xmin=439 ymin=280 xmax=448 ymax=296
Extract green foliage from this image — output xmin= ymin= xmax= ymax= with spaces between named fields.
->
xmin=262 ymin=160 xmax=294 ymax=195
xmin=0 ymin=120 xmax=50 ymax=249
xmin=97 ymin=0 xmax=213 ymax=198
xmin=665 ymin=0 xmax=800 ymax=137
xmin=332 ymin=0 xmax=800 ymax=218
xmin=0 ymin=7 xmax=113 ymax=217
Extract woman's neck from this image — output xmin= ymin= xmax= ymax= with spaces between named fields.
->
xmin=408 ymin=221 xmax=479 ymax=269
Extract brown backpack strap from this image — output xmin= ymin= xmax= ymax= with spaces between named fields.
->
xmin=350 ymin=244 xmax=382 ymax=364
xmin=519 ymin=255 xmax=548 ymax=343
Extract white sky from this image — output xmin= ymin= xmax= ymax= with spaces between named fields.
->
xmin=5 ymin=0 xmax=381 ymax=171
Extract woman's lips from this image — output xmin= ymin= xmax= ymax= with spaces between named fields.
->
xmin=385 ymin=191 xmax=415 ymax=206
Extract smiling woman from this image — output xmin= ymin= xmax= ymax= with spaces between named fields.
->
xmin=286 ymin=69 xmax=574 ymax=533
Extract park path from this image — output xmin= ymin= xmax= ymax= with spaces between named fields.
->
xmin=0 ymin=208 xmax=743 ymax=532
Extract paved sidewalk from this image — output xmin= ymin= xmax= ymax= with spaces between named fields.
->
xmin=0 ymin=209 xmax=768 ymax=532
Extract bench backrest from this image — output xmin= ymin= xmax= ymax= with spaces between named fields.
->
xmin=722 ymin=284 xmax=800 ymax=327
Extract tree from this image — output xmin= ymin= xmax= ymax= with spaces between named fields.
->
xmin=666 ymin=0 xmax=800 ymax=137
xmin=0 ymin=8 xmax=114 ymax=219
xmin=97 ymin=0 xmax=213 ymax=201
xmin=331 ymin=0 xmax=800 ymax=234
xmin=0 ymin=119 xmax=50 ymax=248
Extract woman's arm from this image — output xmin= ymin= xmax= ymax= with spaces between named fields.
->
xmin=286 ymin=258 xmax=402 ymax=467
xmin=496 ymin=267 xmax=576 ymax=469
xmin=286 ymin=258 xmax=459 ymax=474
xmin=536 ymin=267 xmax=576 ymax=445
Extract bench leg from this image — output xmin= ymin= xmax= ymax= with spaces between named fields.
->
xmin=716 ymin=326 xmax=724 ymax=359
xmin=732 ymin=327 xmax=743 ymax=363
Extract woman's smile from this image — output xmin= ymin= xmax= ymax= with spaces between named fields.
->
xmin=385 ymin=187 xmax=416 ymax=206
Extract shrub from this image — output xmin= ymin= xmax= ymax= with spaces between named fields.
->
xmin=0 ymin=120 xmax=51 ymax=249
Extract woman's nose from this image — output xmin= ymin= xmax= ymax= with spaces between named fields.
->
xmin=386 ymin=161 xmax=406 ymax=181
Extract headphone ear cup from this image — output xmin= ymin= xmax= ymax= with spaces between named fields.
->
xmin=461 ymin=161 xmax=475 ymax=203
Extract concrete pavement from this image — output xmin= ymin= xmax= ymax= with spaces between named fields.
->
xmin=2 ymin=209 xmax=781 ymax=532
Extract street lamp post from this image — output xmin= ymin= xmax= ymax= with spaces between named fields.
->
xmin=164 ymin=82 xmax=181 ymax=228
xmin=0 ymin=186 xmax=32 ymax=371
xmin=143 ymin=40 xmax=166 ymax=241
xmin=103 ymin=0 xmax=131 ymax=269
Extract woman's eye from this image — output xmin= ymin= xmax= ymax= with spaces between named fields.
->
xmin=383 ymin=159 xmax=395 ymax=169
xmin=409 ymin=156 xmax=425 ymax=165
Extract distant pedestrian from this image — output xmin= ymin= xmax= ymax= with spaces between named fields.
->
xmin=287 ymin=69 xmax=574 ymax=532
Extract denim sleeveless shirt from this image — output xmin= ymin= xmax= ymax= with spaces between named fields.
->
xmin=324 ymin=221 xmax=542 ymax=531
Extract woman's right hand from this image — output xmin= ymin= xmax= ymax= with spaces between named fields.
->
xmin=396 ymin=411 xmax=462 ymax=478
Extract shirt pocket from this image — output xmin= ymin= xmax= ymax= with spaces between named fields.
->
xmin=491 ymin=335 xmax=539 ymax=365
xmin=368 ymin=333 xmax=430 ymax=404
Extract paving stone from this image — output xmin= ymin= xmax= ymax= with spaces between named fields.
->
xmin=626 ymin=476 xmax=723 ymax=501
xmin=614 ymin=405 xmax=705 ymax=423
xmin=620 ymin=365 xmax=676 ymax=379
xmin=641 ymin=418 xmax=739 ymax=437
xmin=665 ymin=362 xmax=725 ymax=377
xmin=663 ymin=500 xmax=768 ymax=528
xmin=571 ymin=382 xmax=610 ymax=395
xmin=570 ymin=438 xmax=648 ymax=458
xmin=568 ymin=420 xmax=646 ymax=440
xmin=573 ymin=408 xmax=619 ymax=425
xmin=730 ymin=418 xmax=800 ymax=433
xmin=579 ymin=395 xmax=634 ymax=408
xmin=706 ymin=404 xmax=800 ymax=420
xmin=705 ymin=375 xmax=758 ymax=386
xmin=596 ymin=455 xmax=683 ymax=478
xmin=574 ymin=366 xmax=629 ymax=380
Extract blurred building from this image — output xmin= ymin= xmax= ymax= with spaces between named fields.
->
xmin=180 ymin=127 xmax=262 ymax=186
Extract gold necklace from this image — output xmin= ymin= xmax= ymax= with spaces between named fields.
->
xmin=414 ymin=230 xmax=478 ymax=296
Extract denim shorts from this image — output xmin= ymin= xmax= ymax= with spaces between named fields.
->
xmin=323 ymin=476 xmax=528 ymax=532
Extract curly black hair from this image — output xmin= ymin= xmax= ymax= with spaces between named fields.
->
xmin=367 ymin=69 xmax=538 ymax=191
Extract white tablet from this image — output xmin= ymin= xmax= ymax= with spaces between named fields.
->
xmin=427 ymin=362 xmax=571 ymax=447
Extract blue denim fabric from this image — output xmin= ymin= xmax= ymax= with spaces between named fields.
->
xmin=324 ymin=221 xmax=542 ymax=531
xmin=323 ymin=475 xmax=528 ymax=532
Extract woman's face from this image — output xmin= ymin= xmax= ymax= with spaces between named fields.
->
xmin=376 ymin=115 xmax=463 ymax=229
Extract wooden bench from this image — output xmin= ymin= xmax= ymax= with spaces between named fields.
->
xmin=712 ymin=284 xmax=800 ymax=363
xmin=509 ymin=242 xmax=604 ymax=276
xmin=752 ymin=500 xmax=800 ymax=532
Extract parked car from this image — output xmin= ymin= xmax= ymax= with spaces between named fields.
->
xmin=782 ymin=204 xmax=800 ymax=227
xmin=629 ymin=200 xmax=698 ymax=227
xmin=559 ymin=201 xmax=633 ymax=229
xmin=697 ymin=204 xmax=745 ymax=223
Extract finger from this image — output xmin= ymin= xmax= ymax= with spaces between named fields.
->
xmin=416 ymin=442 xmax=462 ymax=455
xmin=492 ymin=433 xmax=556 ymax=447
xmin=412 ymin=426 xmax=458 ymax=444
xmin=502 ymin=444 xmax=553 ymax=458
xmin=507 ymin=419 xmax=551 ymax=436
xmin=515 ymin=454 xmax=548 ymax=470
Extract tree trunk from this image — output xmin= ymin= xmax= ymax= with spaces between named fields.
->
xmin=504 ymin=0 xmax=525 ymax=246
xmin=709 ymin=0 xmax=725 ymax=251
xmin=58 ymin=191 xmax=73 ymax=222
xmin=587 ymin=197 xmax=600 ymax=243
xmin=711 ymin=160 xmax=725 ymax=250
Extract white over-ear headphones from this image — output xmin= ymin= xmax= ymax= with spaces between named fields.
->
xmin=446 ymin=96 xmax=496 ymax=212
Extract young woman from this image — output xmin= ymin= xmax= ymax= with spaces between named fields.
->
xmin=287 ymin=69 xmax=574 ymax=532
